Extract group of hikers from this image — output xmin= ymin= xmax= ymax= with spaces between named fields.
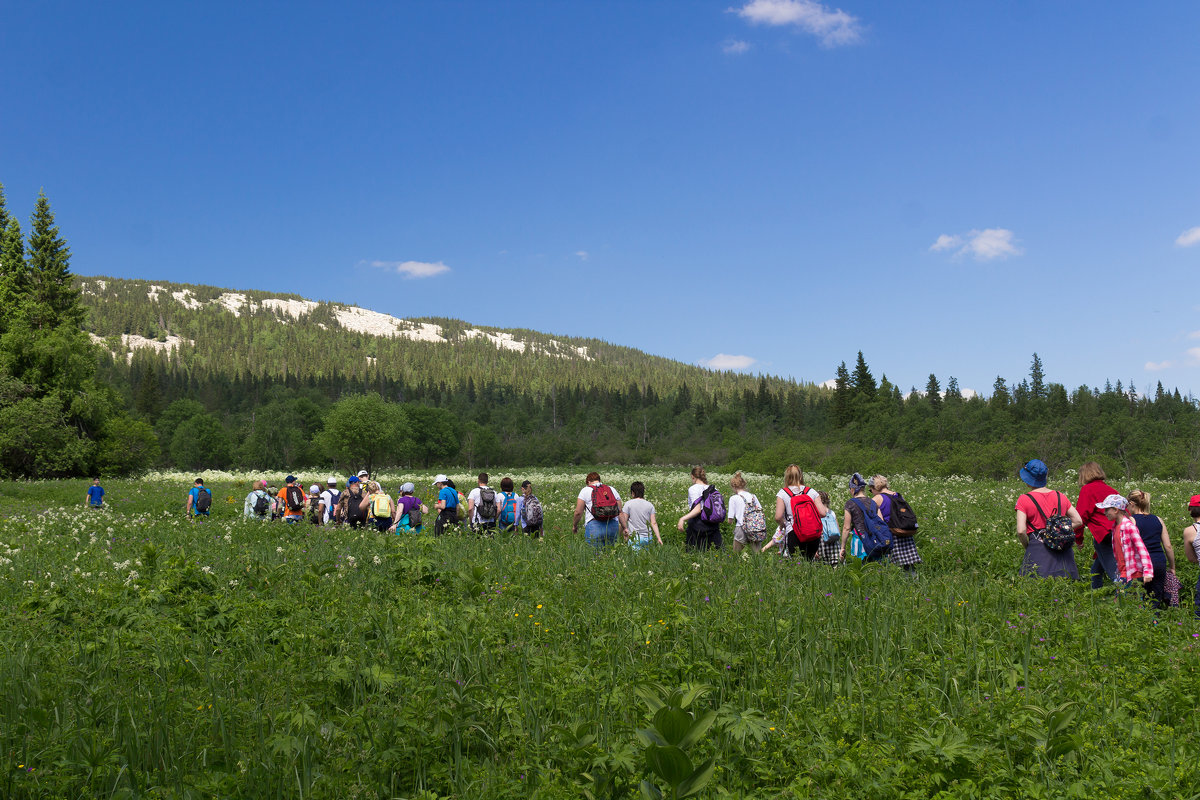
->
xmin=96 ymin=458 xmax=1200 ymax=613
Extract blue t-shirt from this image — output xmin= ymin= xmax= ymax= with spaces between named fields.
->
xmin=439 ymin=486 xmax=458 ymax=509
xmin=189 ymin=486 xmax=210 ymax=515
xmin=87 ymin=486 xmax=105 ymax=506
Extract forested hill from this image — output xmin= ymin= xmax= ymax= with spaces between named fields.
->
xmin=77 ymin=275 xmax=807 ymax=399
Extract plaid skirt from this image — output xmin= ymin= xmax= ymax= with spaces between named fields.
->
xmin=888 ymin=534 xmax=922 ymax=567
xmin=817 ymin=537 xmax=840 ymax=566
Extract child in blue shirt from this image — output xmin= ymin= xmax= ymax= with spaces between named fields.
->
xmin=86 ymin=478 xmax=105 ymax=508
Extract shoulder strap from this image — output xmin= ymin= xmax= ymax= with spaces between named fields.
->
xmin=1025 ymin=492 xmax=1048 ymax=521
xmin=784 ymin=487 xmax=796 ymax=499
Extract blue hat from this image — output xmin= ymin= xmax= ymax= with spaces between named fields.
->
xmin=1019 ymin=459 xmax=1048 ymax=488
xmin=347 ymin=476 xmax=361 ymax=484
xmin=285 ymin=475 xmax=296 ymax=484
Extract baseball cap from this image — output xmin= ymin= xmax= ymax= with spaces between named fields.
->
xmin=401 ymin=482 xmax=415 ymax=493
xmin=347 ymin=476 xmax=360 ymax=484
xmin=1096 ymin=494 xmax=1127 ymax=511
xmin=327 ymin=476 xmax=338 ymax=485
xmin=309 ymin=484 xmax=320 ymax=494
xmin=1189 ymin=494 xmax=1200 ymax=507
xmin=257 ymin=479 xmax=267 ymax=488
xmin=357 ymin=470 xmax=369 ymax=478
xmin=285 ymin=475 xmax=296 ymax=484
xmin=433 ymin=474 xmax=449 ymax=485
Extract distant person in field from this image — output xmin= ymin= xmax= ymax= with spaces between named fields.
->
xmin=363 ymin=481 xmax=393 ymax=532
xmin=868 ymin=475 xmax=921 ymax=572
xmin=1014 ymin=459 xmax=1083 ymax=579
xmin=390 ymin=482 xmax=426 ymax=534
xmin=1181 ymin=496 xmax=1200 ymax=618
xmin=1099 ymin=494 xmax=1154 ymax=590
xmin=574 ymin=472 xmax=622 ymax=548
xmin=621 ymin=481 xmax=663 ymax=550
xmin=186 ymin=478 xmax=212 ymax=522
xmin=244 ymin=479 xmax=272 ymax=519
xmin=517 ymin=480 xmax=544 ymax=537
xmin=676 ymin=466 xmax=724 ymax=551
xmin=1127 ymin=490 xmax=1176 ymax=608
xmin=1076 ymin=461 xmax=1121 ymax=588
xmin=774 ymin=464 xmax=827 ymax=560
xmin=842 ymin=472 xmax=887 ymax=562
xmin=266 ymin=485 xmax=281 ymax=520
xmin=339 ymin=476 xmax=367 ymax=528
xmin=727 ymin=471 xmax=766 ymax=554
xmin=318 ymin=477 xmax=340 ymax=526
xmin=816 ymin=490 xmax=841 ymax=566
xmin=307 ymin=484 xmax=323 ymax=525
xmin=467 ymin=473 xmax=498 ymax=535
xmin=433 ymin=474 xmax=459 ymax=536
xmin=86 ymin=478 xmax=105 ymax=509
xmin=496 ymin=477 xmax=520 ymax=533
xmin=278 ymin=475 xmax=307 ymax=524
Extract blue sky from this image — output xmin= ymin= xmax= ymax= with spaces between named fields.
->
xmin=3 ymin=1 xmax=1198 ymax=396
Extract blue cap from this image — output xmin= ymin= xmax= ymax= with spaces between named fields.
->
xmin=1018 ymin=459 xmax=1048 ymax=488
xmin=285 ymin=475 xmax=296 ymax=484
xmin=347 ymin=476 xmax=360 ymax=484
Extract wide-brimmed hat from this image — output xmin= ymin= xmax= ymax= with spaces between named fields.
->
xmin=1018 ymin=459 xmax=1048 ymax=488
xmin=1097 ymin=494 xmax=1127 ymax=511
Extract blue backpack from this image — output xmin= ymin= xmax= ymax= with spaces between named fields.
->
xmin=499 ymin=492 xmax=517 ymax=526
xmin=851 ymin=498 xmax=894 ymax=559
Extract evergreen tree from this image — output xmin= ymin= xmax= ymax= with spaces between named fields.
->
xmin=925 ymin=374 xmax=942 ymax=413
xmin=26 ymin=191 xmax=84 ymax=331
xmin=831 ymin=361 xmax=852 ymax=427
xmin=990 ymin=376 xmax=1010 ymax=409
xmin=944 ymin=376 xmax=962 ymax=402
xmin=851 ymin=351 xmax=876 ymax=401
xmin=1029 ymin=353 xmax=1046 ymax=400
xmin=0 ymin=212 xmax=26 ymax=333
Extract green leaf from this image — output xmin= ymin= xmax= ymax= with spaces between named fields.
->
xmin=653 ymin=707 xmax=694 ymax=746
xmin=640 ymin=780 xmax=663 ymax=800
xmin=645 ymin=744 xmax=693 ymax=787
xmin=677 ymin=757 xmax=716 ymax=799
xmin=677 ymin=709 xmax=716 ymax=751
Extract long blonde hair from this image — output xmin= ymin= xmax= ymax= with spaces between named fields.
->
xmin=1127 ymin=490 xmax=1151 ymax=514
xmin=783 ymin=464 xmax=803 ymax=487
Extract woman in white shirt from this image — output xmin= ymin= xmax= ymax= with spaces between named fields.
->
xmin=728 ymin=471 xmax=766 ymax=553
xmin=774 ymin=463 xmax=828 ymax=560
xmin=677 ymin=466 xmax=722 ymax=550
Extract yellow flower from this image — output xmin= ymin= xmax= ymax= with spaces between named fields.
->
xmin=537 ymin=604 xmax=542 ymax=609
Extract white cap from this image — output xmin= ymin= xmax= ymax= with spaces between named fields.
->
xmin=327 ymin=476 xmax=338 ymax=485
xmin=433 ymin=474 xmax=449 ymax=485
xmin=309 ymin=484 xmax=320 ymax=494
xmin=1097 ymin=493 xmax=1128 ymax=511
xmin=357 ymin=470 xmax=369 ymax=478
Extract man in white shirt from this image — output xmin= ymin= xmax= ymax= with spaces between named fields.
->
xmin=318 ymin=477 xmax=341 ymax=525
xmin=466 ymin=472 xmax=498 ymax=534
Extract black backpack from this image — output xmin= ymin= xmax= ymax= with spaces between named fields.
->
xmin=252 ymin=491 xmax=270 ymax=517
xmin=1026 ymin=492 xmax=1076 ymax=552
xmin=195 ymin=487 xmax=211 ymax=513
xmin=407 ymin=503 xmax=423 ymax=527
xmin=477 ymin=487 xmax=497 ymax=521
xmin=346 ymin=490 xmax=367 ymax=522
xmin=887 ymin=492 xmax=918 ymax=534
xmin=285 ymin=485 xmax=304 ymax=512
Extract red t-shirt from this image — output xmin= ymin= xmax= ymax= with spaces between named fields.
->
xmin=1076 ymin=480 xmax=1118 ymax=544
xmin=1015 ymin=490 xmax=1072 ymax=535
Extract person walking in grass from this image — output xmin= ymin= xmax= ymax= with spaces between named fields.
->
xmin=517 ymin=480 xmax=544 ymax=537
xmin=869 ymin=475 xmax=921 ymax=573
xmin=1077 ymin=461 xmax=1121 ymax=588
xmin=244 ymin=480 xmax=272 ymax=520
xmin=433 ymin=474 xmax=460 ymax=536
xmin=278 ymin=475 xmax=307 ymax=525
xmin=362 ymin=481 xmax=393 ymax=532
xmin=467 ymin=473 xmax=499 ymax=535
xmin=1014 ymin=459 xmax=1083 ymax=579
xmin=390 ymin=482 xmax=426 ymax=534
xmin=86 ymin=478 xmax=105 ymax=509
xmin=1127 ymin=490 xmax=1176 ymax=608
xmin=621 ymin=481 xmax=663 ymax=550
xmin=1181 ymin=496 xmax=1200 ymax=618
xmin=676 ymin=466 xmax=724 ymax=551
xmin=573 ymin=472 xmax=622 ymax=548
xmin=186 ymin=478 xmax=212 ymax=522
xmin=338 ymin=476 xmax=367 ymax=528
xmin=843 ymin=472 xmax=887 ymax=562
xmin=495 ymin=477 xmax=520 ymax=533
xmin=727 ymin=471 xmax=766 ymax=554
xmin=774 ymin=464 xmax=827 ymax=560
xmin=1098 ymin=494 xmax=1154 ymax=592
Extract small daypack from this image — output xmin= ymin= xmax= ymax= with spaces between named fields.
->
xmin=370 ymin=493 xmax=391 ymax=519
xmin=852 ymin=497 xmax=894 ymax=559
xmin=308 ymin=500 xmax=322 ymax=525
xmin=407 ymin=502 xmax=423 ymax=528
xmin=590 ymin=484 xmax=620 ymax=521
xmin=887 ymin=492 xmax=919 ymax=534
xmin=741 ymin=493 xmax=767 ymax=542
xmin=346 ymin=491 xmax=367 ymax=522
xmin=285 ymin=485 xmax=304 ymax=513
xmin=477 ymin=487 xmax=498 ymax=521
xmin=195 ymin=487 xmax=212 ymax=513
xmin=498 ymin=492 xmax=517 ymax=526
xmin=252 ymin=491 xmax=270 ymax=517
xmin=784 ymin=487 xmax=822 ymax=541
xmin=820 ymin=511 xmax=841 ymax=543
xmin=697 ymin=485 xmax=727 ymax=524
xmin=1026 ymin=492 xmax=1075 ymax=552
xmin=523 ymin=495 xmax=544 ymax=528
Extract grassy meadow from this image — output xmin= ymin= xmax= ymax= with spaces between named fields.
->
xmin=2 ymin=468 xmax=1199 ymax=799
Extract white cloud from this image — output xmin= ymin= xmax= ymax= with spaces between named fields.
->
xmin=1188 ymin=330 xmax=1200 ymax=340
xmin=929 ymin=228 xmax=1023 ymax=261
xmin=575 ymin=250 xmax=589 ymax=261
xmin=1145 ymin=360 xmax=1173 ymax=371
xmin=1187 ymin=347 xmax=1200 ymax=366
xmin=960 ymin=388 xmax=977 ymax=400
xmin=366 ymin=260 xmax=451 ymax=279
xmin=702 ymin=353 xmax=757 ymax=370
xmin=1176 ymin=226 xmax=1200 ymax=247
xmin=819 ymin=378 xmax=837 ymax=389
xmin=722 ymin=39 xmax=751 ymax=54
xmin=731 ymin=0 xmax=862 ymax=47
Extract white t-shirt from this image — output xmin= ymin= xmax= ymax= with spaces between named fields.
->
xmin=319 ymin=489 xmax=340 ymax=523
xmin=578 ymin=483 xmax=622 ymax=524
xmin=776 ymin=486 xmax=820 ymax=529
xmin=468 ymin=486 xmax=496 ymax=524
xmin=687 ymin=482 xmax=707 ymax=508
xmin=728 ymin=490 xmax=759 ymax=527
xmin=623 ymin=497 xmax=656 ymax=533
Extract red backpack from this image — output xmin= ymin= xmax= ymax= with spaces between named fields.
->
xmin=590 ymin=484 xmax=620 ymax=521
xmin=785 ymin=487 xmax=822 ymax=541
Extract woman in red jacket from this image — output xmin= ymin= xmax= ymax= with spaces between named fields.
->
xmin=1076 ymin=461 xmax=1120 ymax=588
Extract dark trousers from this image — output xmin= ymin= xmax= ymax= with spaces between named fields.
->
xmin=785 ymin=532 xmax=820 ymax=560
xmin=1090 ymin=533 xmax=1120 ymax=589
xmin=434 ymin=509 xmax=457 ymax=536
xmin=686 ymin=519 xmax=722 ymax=551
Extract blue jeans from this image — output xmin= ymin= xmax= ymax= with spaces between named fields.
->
xmin=1090 ymin=533 xmax=1120 ymax=589
xmin=585 ymin=518 xmax=620 ymax=548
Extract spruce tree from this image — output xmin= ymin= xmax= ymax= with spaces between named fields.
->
xmin=0 ymin=217 xmax=25 ymax=334
xmin=944 ymin=376 xmax=962 ymax=402
xmin=851 ymin=351 xmax=876 ymax=401
xmin=831 ymin=361 xmax=852 ymax=427
xmin=26 ymin=191 xmax=84 ymax=330
xmin=1029 ymin=352 xmax=1046 ymax=400
xmin=925 ymin=374 xmax=942 ymax=413
xmin=990 ymin=376 xmax=1010 ymax=409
